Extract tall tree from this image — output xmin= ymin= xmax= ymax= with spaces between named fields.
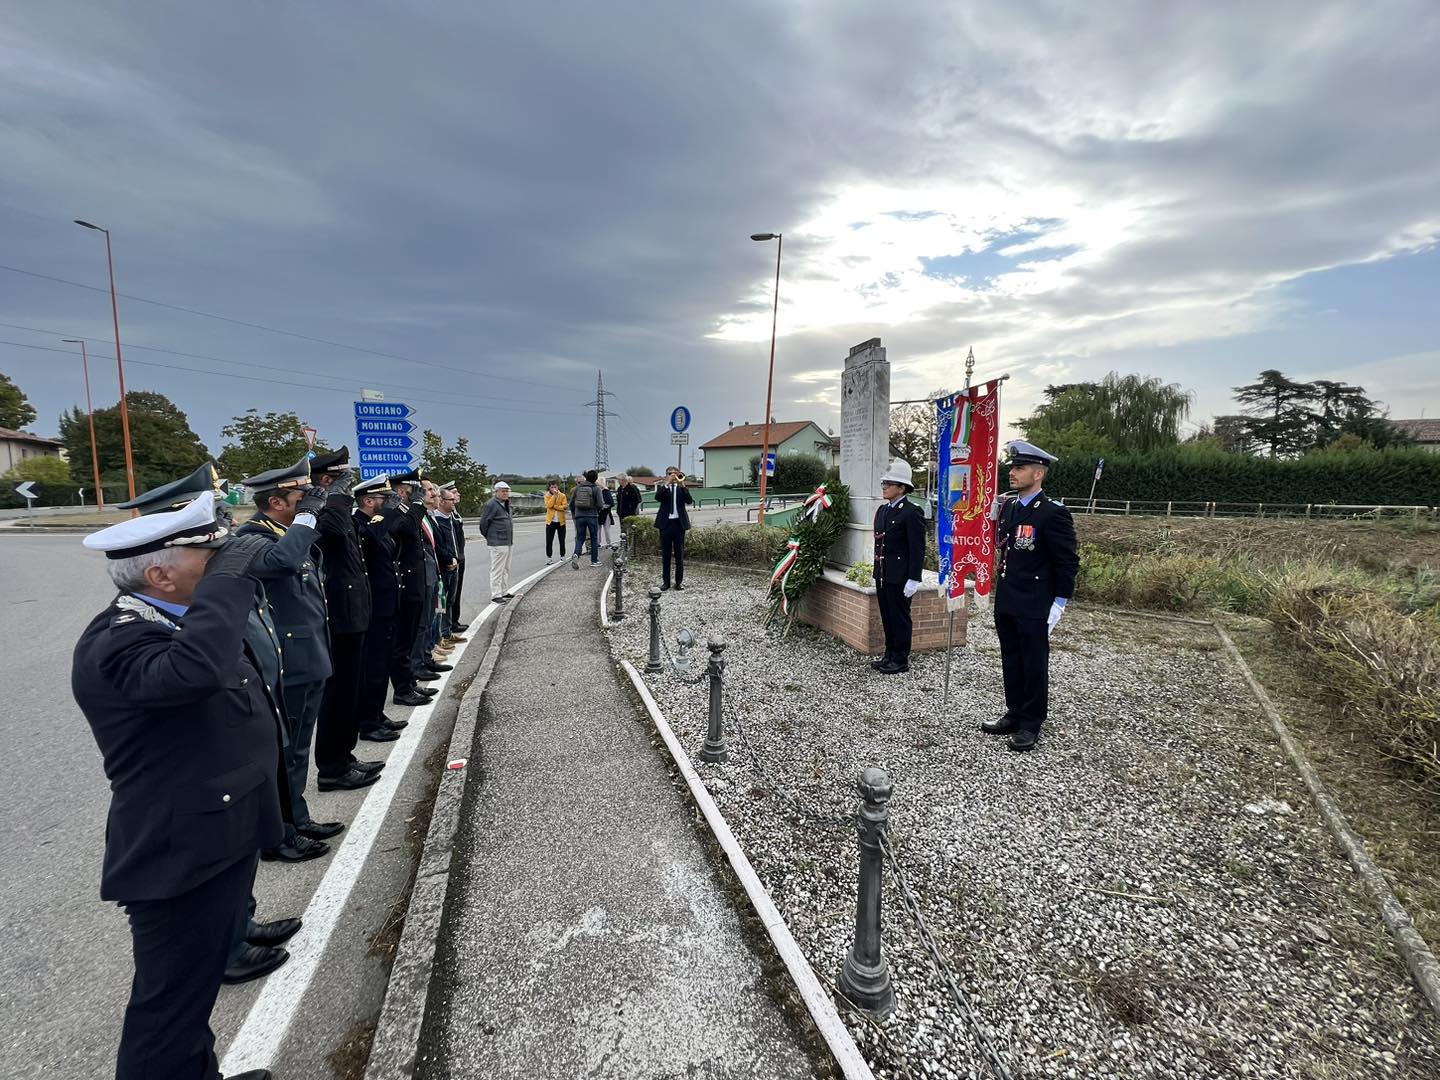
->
xmin=419 ymin=430 xmax=491 ymax=510
xmin=58 ymin=390 xmax=210 ymax=492
xmin=217 ymin=409 xmax=330 ymax=480
xmin=1231 ymin=370 xmax=1320 ymax=456
xmin=0 ymin=371 xmax=38 ymax=430
xmin=1020 ymin=372 xmax=1192 ymax=452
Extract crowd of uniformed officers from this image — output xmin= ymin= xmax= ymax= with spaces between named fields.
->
xmin=70 ymin=448 xmax=476 ymax=1080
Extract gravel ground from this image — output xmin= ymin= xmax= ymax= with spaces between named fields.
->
xmin=606 ymin=563 xmax=1440 ymax=1080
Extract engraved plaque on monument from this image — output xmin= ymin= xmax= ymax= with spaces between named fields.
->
xmin=835 ymin=338 xmax=889 ymax=568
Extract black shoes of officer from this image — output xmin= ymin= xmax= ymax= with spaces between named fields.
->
xmin=297 ymin=820 xmax=344 ymax=840
xmin=674 ymin=583 xmax=685 ymax=591
xmin=870 ymin=657 xmax=891 ymax=671
xmin=245 ymin=917 xmax=302 ymax=948
xmin=414 ymin=670 xmax=441 ymax=682
xmin=353 ymin=757 xmax=386 ymax=773
xmin=223 ymin=944 xmax=290 ymax=984
xmin=392 ymin=690 xmax=428 ymax=707
xmin=491 ymin=595 xmax=509 ymax=603
xmin=875 ymin=659 xmax=908 ymax=674
xmin=660 ymin=582 xmax=671 ymax=591
xmin=981 ymin=714 xmax=1019 ymax=735
xmin=359 ymin=726 xmax=402 ymax=742
xmin=382 ymin=716 xmax=409 ymax=730
xmin=319 ymin=765 xmax=383 ymax=790
xmin=261 ymin=835 xmax=329 ymax=862
xmin=1008 ymin=729 xmax=1039 ymax=752
xmin=426 ymin=660 xmax=453 ymax=672
xmin=452 ymin=621 xmax=470 ymax=633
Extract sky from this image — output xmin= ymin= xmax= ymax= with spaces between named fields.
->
xmin=1 ymin=0 xmax=1437 ymax=477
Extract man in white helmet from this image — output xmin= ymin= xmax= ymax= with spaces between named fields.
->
xmin=872 ymin=458 xmax=927 ymax=674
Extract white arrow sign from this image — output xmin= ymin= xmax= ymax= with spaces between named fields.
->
xmin=15 ymin=481 xmax=39 ymax=500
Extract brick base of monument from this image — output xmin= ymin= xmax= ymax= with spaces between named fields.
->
xmin=796 ymin=568 xmax=967 ymax=656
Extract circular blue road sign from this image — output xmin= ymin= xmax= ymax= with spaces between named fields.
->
xmin=670 ymin=406 xmax=691 ymax=433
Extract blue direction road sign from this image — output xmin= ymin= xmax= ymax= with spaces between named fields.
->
xmin=355 ymin=418 xmax=416 ymax=435
xmin=670 ymin=406 xmax=691 ymax=433
xmin=353 ymin=401 xmax=413 ymax=419
xmin=356 ymin=434 xmax=415 ymax=452
xmin=359 ymin=464 xmax=392 ymax=480
xmin=355 ymin=450 xmax=414 ymax=466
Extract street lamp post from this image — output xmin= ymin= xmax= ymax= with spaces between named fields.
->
xmin=750 ymin=232 xmax=782 ymax=524
xmin=74 ymin=220 xmax=137 ymax=503
xmin=61 ymin=339 xmax=105 ymax=512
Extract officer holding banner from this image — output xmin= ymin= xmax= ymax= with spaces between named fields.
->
xmin=983 ymin=440 xmax=1079 ymax=751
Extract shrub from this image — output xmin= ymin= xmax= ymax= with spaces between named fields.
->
xmin=846 ymin=561 xmax=875 ymax=588
xmin=621 ymin=515 xmax=777 ymax=568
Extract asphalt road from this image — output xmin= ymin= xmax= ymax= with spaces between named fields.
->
xmin=0 ymin=517 xmax=558 ymax=1080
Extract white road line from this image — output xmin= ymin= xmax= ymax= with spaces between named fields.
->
xmin=220 ymin=559 xmax=562 ymax=1076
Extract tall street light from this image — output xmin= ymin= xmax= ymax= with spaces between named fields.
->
xmin=74 ymin=219 xmax=137 ymax=502
xmin=750 ymin=231 xmax=782 ymax=524
xmin=61 ymin=338 xmax=105 ymax=512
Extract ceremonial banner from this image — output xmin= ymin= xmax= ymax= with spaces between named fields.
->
xmin=936 ymin=380 xmax=1002 ymax=610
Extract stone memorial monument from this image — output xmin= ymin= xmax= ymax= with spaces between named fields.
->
xmin=796 ymin=337 xmax=966 ymax=655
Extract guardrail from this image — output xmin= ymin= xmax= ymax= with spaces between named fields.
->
xmin=1061 ymin=498 xmax=1438 ymax=520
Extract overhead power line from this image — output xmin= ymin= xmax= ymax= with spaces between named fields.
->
xmin=0 ymin=261 xmax=573 ymax=392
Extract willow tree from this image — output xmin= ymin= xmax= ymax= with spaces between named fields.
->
xmin=1021 ymin=372 xmax=1193 ymax=453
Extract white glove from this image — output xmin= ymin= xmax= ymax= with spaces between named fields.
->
xmin=1047 ymin=600 xmax=1064 ymax=636
xmin=903 ymin=579 xmax=920 ymax=599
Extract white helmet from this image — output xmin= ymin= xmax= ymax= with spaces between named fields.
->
xmin=880 ymin=458 xmax=914 ymax=488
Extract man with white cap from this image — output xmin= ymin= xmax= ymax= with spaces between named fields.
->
xmin=983 ymin=439 xmax=1080 ymax=751
xmin=477 ymin=480 xmax=516 ymax=601
xmin=872 ymin=458 xmax=927 ymax=674
xmin=72 ymin=496 xmax=278 ymax=1080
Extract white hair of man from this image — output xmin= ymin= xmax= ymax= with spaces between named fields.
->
xmin=105 ymin=547 xmax=188 ymax=593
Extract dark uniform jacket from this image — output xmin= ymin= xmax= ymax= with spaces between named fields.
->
xmin=617 ymin=483 xmax=642 ymax=520
xmin=314 ymin=490 xmax=372 ymax=635
xmin=72 ymin=576 xmax=286 ymax=902
xmin=994 ymin=491 xmax=1080 ymax=619
xmin=451 ymin=512 xmax=466 ymax=564
xmin=357 ymin=506 xmax=404 ymax=619
xmin=236 ymin=513 xmax=333 ymax=684
xmin=392 ymin=499 xmax=426 ymax=604
xmin=653 ymin=483 xmax=693 ymax=532
xmin=872 ymin=498 xmax=927 ymax=586
xmin=433 ymin=511 xmax=458 ymax=568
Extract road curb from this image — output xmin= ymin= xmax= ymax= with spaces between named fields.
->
xmin=362 ymin=565 xmax=554 ymax=1080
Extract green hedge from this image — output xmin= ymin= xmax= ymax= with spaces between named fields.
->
xmin=1049 ymin=446 xmax=1440 ymax=506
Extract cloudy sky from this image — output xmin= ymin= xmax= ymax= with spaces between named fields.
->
xmin=2 ymin=1 xmax=1437 ymax=476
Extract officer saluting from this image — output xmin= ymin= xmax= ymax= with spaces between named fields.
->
xmin=871 ymin=458 xmax=927 ymax=674
xmin=72 ymin=495 xmax=277 ymax=1080
xmin=983 ymin=440 xmax=1080 ymax=751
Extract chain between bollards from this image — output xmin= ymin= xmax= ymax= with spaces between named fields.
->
xmin=645 ymin=588 xmax=663 ymax=672
xmin=837 ymin=766 xmax=895 ymax=1018
xmin=698 ymin=638 xmax=729 ymax=763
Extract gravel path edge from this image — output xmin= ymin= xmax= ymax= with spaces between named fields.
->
xmin=617 ymin=657 xmax=877 ymax=1080
xmin=1213 ymin=622 xmax=1440 ymax=1020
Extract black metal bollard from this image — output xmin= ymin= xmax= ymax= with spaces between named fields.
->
xmin=646 ymin=588 xmax=663 ymax=673
xmin=838 ymin=767 xmax=896 ymax=1017
xmin=699 ymin=638 xmax=729 ymax=763
xmin=612 ymin=552 xmax=626 ymax=620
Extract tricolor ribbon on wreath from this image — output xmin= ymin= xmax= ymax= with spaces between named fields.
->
xmin=768 ymin=538 xmax=802 ymax=613
xmin=802 ymin=484 xmax=832 ymax=522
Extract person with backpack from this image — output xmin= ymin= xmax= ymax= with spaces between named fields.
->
xmin=569 ymin=469 xmax=605 ymax=569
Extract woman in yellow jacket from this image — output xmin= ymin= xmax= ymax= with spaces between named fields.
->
xmin=544 ymin=480 xmax=568 ymax=564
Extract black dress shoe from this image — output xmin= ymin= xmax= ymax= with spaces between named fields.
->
xmin=245 ymin=917 xmax=302 ymax=947
xmin=981 ymin=714 xmax=1019 ymax=736
xmin=491 ymin=595 xmax=509 ymax=603
xmin=358 ymin=727 xmax=401 ymax=743
xmin=1008 ymin=729 xmax=1040 ymax=752
xmin=425 ymin=661 xmax=454 ymax=672
xmin=297 ymin=820 xmax=344 ymax=840
xmin=224 ymin=1070 xmax=274 ymax=1080
xmin=260 ymin=836 xmax=330 ymax=862
xmin=383 ymin=717 xmax=409 ymax=730
xmin=674 ymin=582 xmax=685 ymax=591
xmin=321 ymin=764 xmax=384 ymax=788
xmin=223 ymin=945 xmax=289 ymax=984
xmin=660 ymin=582 xmax=671 ymax=591
xmin=452 ymin=622 xmax=469 ymax=632
xmin=870 ymin=658 xmax=892 ymax=671
xmin=877 ymin=660 xmax=908 ymax=674
xmin=502 ymin=592 xmax=514 ymax=599
xmin=414 ymin=670 xmax=441 ymax=682
xmin=415 ymin=686 xmax=439 ymax=697
xmin=393 ymin=691 xmax=430 ymax=706
xmin=351 ymin=757 xmax=385 ymax=773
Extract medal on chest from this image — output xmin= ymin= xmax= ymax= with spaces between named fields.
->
xmin=1015 ymin=524 xmax=1036 ymax=551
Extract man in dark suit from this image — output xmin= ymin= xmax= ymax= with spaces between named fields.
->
xmin=386 ymin=469 xmax=440 ymax=706
xmin=73 ymin=495 xmax=278 ymax=1080
xmin=654 ymin=466 xmax=694 ymax=590
xmin=353 ymin=477 xmax=421 ymax=726
xmin=439 ymin=483 xmax=469 ymax=638
xmin=310 ymin=448 xmax=386 ymax=792
xmin=238 ymin=456 xmax=338 ymax=858
xmin=983 ymin=440 xmax=1080 ymax=752
xmin=872 ymin=459 xmax=927 ymax=674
